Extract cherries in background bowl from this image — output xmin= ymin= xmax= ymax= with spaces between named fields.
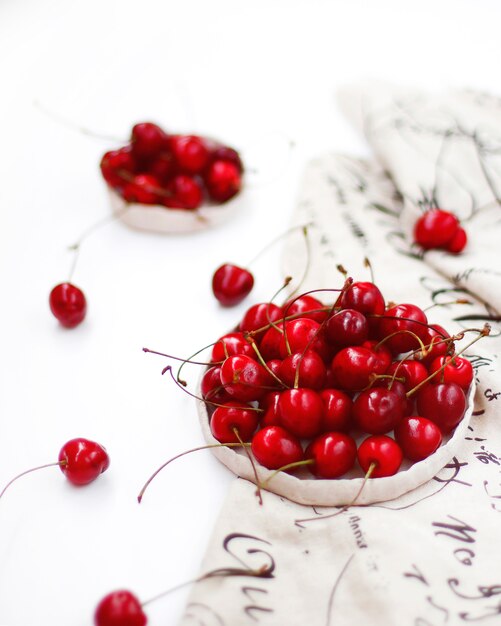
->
xmin=100 ymin=122 xmax=245 ymax=233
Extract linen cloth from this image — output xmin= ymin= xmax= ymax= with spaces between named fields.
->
xmin=179 ymin=87 xmax=501 ymax=626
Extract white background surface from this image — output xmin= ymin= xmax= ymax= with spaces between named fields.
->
xmin=0 ymin=1 xmax=500 ymax=624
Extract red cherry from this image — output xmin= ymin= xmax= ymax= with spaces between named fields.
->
xmin=239 ymin=302 xmax=283 ymax=340
xmin=374 ymin=379 xmax=415 ymax=416
xmin=326 ymin=308 xmax=368 ymax=346
xmin=277 ymin=388 xmax=324 ymax=439
xmin=283 ymin=295 xmax=328 ymax=324
xmin=200 ymin=366 xmax=232 ymax=404
xmin=251 ymin=426 xmax=303 ymax=470
xmin=220 ymin=354 xmax=268 ymax=401
xmin=319 ymin=389 xmax=352 ymax=432
xmin=212 ymin=264 xmax=254 ymax=307
xmin=386 ymin=359 xmax=429 ymax=392
xmin=211 ymin=332 xmax=254 ymax=362
xmin=259 ymin=391 xmax=282 ymax=427
xmin=100 ymin=147 xmax=136 ymax=189
xmin=210 ymin=401 xmax=259 ymax=443
xmin=278 ymin=318 xmax=328 ymax=360
xmin=211 ymin=146 xmax=244 ymax=172
xmin=94 ymin=589 xmax=147 ymax=626
xmin=395 ymin=416 xmax=443 ymax=461
xmin=447 ymin=227 xmax=467 ymax=254
xmin=417 ymin=324 xmax=451 ymax=366
xmin=59 ymin=438 xmax=110 ymax=486
xmin=147 ymin=151 xmax=176 ymax=182
xmin=259 ymin=325 xmax=283 ymax=361
xmin=49 ymin=282 xmax=87 ymax=328
xmin=205 ymin=160 xmax=242 ymax=203
xmin=429 ymin=355 xmax=473 ymax=390
xmin=340 ymin=281 xmax=385 ymax=316
xmin=378 ymin=303 xmax=428 ymax=354
xmin=278 ymin=350 xmax=326 ymax=390
xmin=305 ymin=432 xmax=357 ymax=478
xmin=361 ymin=340 xmax=392 ymax=372
xmin=357 ymin=435 xmax=403 ymax=477
xmin=331 ymin=345 xmax=387 ymax=392
xmin=414 ymin=209 xmax=459 ymax=250
xmin=131 ymin=122 xmax=168 ymax=160
xmin=416 ymin=382 xmax=466 ymax=433
xmin=164 ymin=174 xmax=203 ymax=210
xmin=122 ymin=174 xmax=162 ymax=204
xmin=352 ymin=387 xmax=404 ymax=434
xmin=170 ymin=135 xmax=210 ymax=173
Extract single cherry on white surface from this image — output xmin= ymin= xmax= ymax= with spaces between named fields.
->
xmin=49 ymin=282 xmax=87 ymax=328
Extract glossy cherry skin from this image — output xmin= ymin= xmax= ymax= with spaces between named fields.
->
xmin=352 ymin=388 xmax=404 ymax=434
xmin=283 ymin=295 xmax=328 ymax=324
xmin=210 ymin=401 xmax=258 ymax=443
xmin=414 ymin=209 xmax=459 ymax=250
xmin=277 ymin=388 xmax=324 ymax=439
xmin=58 ymin=438 xmax=109 ymax=486
xmin=212 ymin=146 xmax=244 ymax=172
xmin=49 ymin=283 xmax=87 ymax=328
xmin=378 ymin=303 xmax=428 ymax=355
xmin=170 ymin=135 xmax=210 ymax=173
xmin=251 ymin=426 xmax=303 ymax=470
xmin=164 ymin=174 xmax=203 ymax=209
xmin=239 ymin=302 xmax=283 ymax=340
xmin=123 ymin=174 xmax=161 ymax=204
xmin=94 ymin=589 xmax=147 ymax=626
xmin=331 ymin=345 xmax=388 ymax=392
xmin=386 ymin=359 xmax=429 ymax=392
xmin=278 ymin=318 xmax=328 ymax=360
xmin=200 ymin=366 xmax=232 ymax=404
xmin=319 ymin=389 xmax=352 ymax=432
xmin=447 ymin=227 xmax=467 ymax=254
xmin=278 ymin=350 xmax=326 ymax=390
xmin=259 ymin=325 xmax=283 ymax=361
xmin=100 ymin=146 xmax=136 ymax=189
xmin=131 ymin=122 xmax=168 ymax=160
xmin=416 ymin=382 xmax=466 ymax=433
xmin=212 ymin=264 xmax=254 ymax=307
xmin=357 ymin=435 xmax=403 ymax=477
xmin=429 ymin=355 xmax=473 ymax=390
xmin=211 ymin=332 xmax=254 ymax=362
xmin=259 ymin=391 xmax=282 ymax=427
xmin=417 ymin=324 xmax=451 ymax=366
xmin=326 ymin=308 xmax=368 ymax=346
xmin=205 ymin=160 xmax=242 ymax=202
xmin=220 ymin=355 xmax=268 ymax=401
xmin=340 ymin=281 xmax=385 ymax=316
xmin=395 ymin=416 xmax=443 ymax=462
xmin=305 ymin=432 xmax=357 ymax=478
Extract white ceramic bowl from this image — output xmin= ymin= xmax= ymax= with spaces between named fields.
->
xmin=197 ymin=381 xmax=475 ymax=507
xmin=108 ymin=185 xmax=246 ymax=234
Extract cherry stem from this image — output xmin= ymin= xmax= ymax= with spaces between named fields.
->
xmin=0 ymin=461 xmax=64 ymax=500
xmin=285 ymin=225 xmax=312 ymax=301
xmin=245 ymin=222 xmax=313 ymax=268
xmin=175 ymin=340 xmax=226 ymax=384
xmin=33 ymin=99 xmax=125 ymax=143
xmin=67 ymin=207 xmax=130 ymax=282
xmin=142 ymin=347 xmax=218 ymax=367
xmin=261 ymin=459 xmax=314 ymax=487
xmin=161 ymin=366 xmax=263 ymax=412
xmin=364 ymin=257 xmax=375 ymax=284
xmin=141 ymin=563 xmax=273 ymax=608
xmin=248 ymin=338 xmax=288 ymax=388
xmin=232 ymin=428 xmax=263 ymax=506
xmin=375 ymin=329 xmax=426 ymax=354
xmin=407 ymin=324 xmax=490 ymax=397
xmin=137 ymin=441 xmax=250 ymax=503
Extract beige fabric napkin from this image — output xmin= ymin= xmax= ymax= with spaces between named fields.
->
xmin=179 ymin=91 xmax=501 ymax=626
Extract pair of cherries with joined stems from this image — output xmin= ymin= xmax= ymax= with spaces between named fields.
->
xmin=139 ymin=271 xmax=487 ymax=504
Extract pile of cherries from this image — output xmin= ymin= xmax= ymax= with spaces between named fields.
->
xmin=414 ymin=208 xmax=467 ymax=254
xmin=201 ymin=280 xmax=476 ymax=480
xmin=100 ymin=122 xmax=243 ymax=210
